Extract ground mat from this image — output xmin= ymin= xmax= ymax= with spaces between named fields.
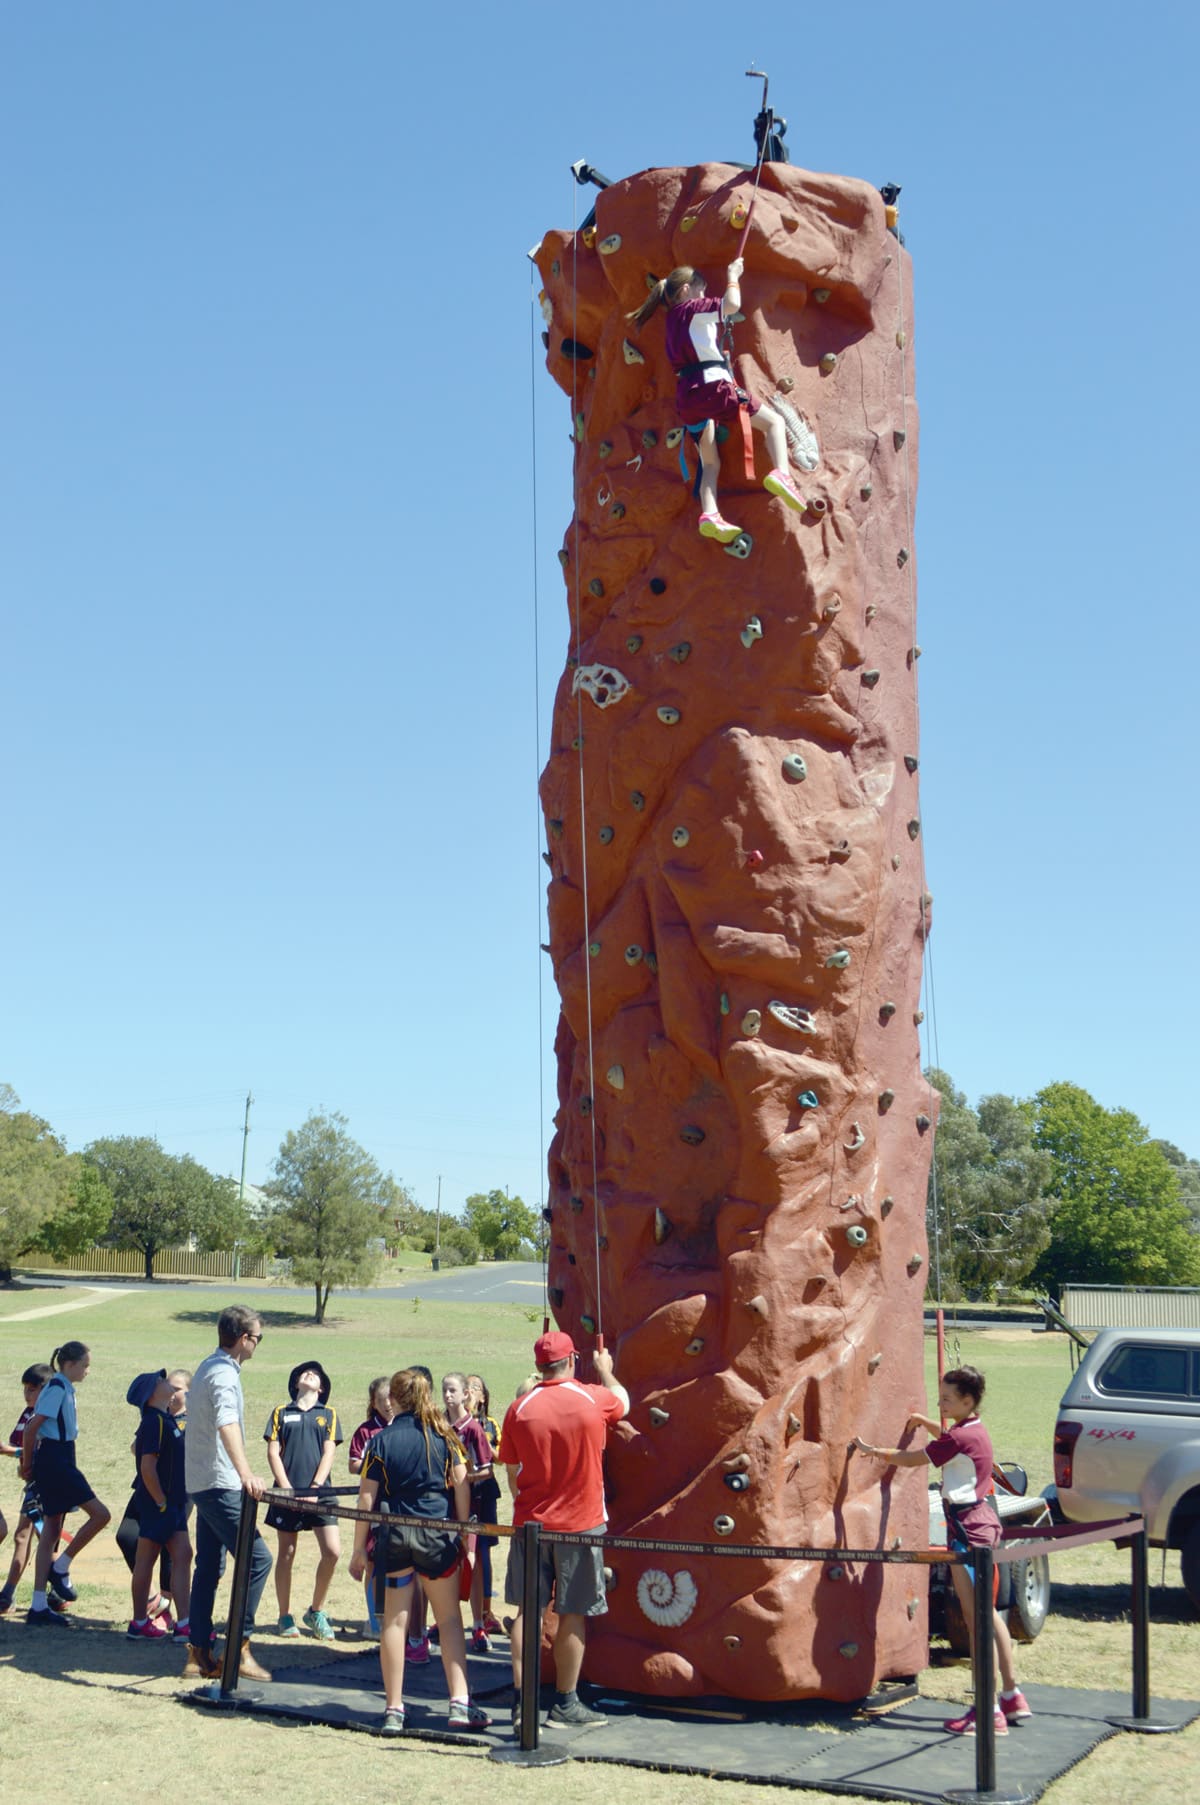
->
xmin=187 ymin=1644 xmax=1199 ymax=1803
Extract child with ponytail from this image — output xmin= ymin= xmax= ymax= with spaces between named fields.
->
xmin=19 ymin=1342 xmax=111 ymax=1628
xmin=628 ymin=260 xmax=806 ymax=543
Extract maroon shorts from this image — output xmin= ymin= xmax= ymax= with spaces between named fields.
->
xmin=676 ymin=377 xmax=759 ymax=427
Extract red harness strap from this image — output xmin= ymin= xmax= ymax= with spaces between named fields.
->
xmin=738 ymin=398 xmax=756 ymax=480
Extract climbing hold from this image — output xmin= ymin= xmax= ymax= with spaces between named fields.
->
xmin=916 ymin=1113 xmax=931 ymax=1133
xmin=680 ymin=215 xmax=697 ymax=232
xmin=571 ymin=736 xmax=583 ymax=752
xmin=598 ymin=440 xmax=612 ymax=458
xmin=897 ymin=549 xmax=909 ymax=569
xmin=685 ymin=1337 xmax=704 ymax=1356
xmin=625 ymin=455 xmax=643 ymax=472
xmin=629 ymin=790 xmax=645 ymax=810
xmin=598 ymin=1234 xmax=609 ymax=1251
xmin=588 ymin=941 xmax=601 ymax=958
xmin=648 ymin=1405 xmax=670 ymax=1426
xmin=580 ymin=1095 xmax=592 ymax=1115
xmin=724 ymin=531 xmax=753 ymax=560
xmin=914 ymin=1010 xmax=925 ymax=1024
xmin=657 ymin=706 xmax=681 ymax=725
xmin=719 ymin=993 xmax=730 ymax=1016
xmin=550 ymin=259 xmax=560 ymax=277
xmin=862 ymin=669 xmax=881 ymax=688
xmin=572 ymin=664 xmax=630 ymax=708
xmin=907 ymin=1597 xmax=919 ymax=1620
xmin=828 ymin=1565 xmax=845 ymax=1582
xmin=777 ymin=374 xmax=795 ymax=392
xmin=741 ymin=1009 xmax=762 ymax=1037
xmin=769 ymin=1002 xmax=815 ymax=1035
xmin=607 ymin=1064 xmax=625 ymax=1091
xmin=549 ymin=1286 xmax=565 ymax=1308
xmin=868 ymin=1352 xmax=883 ymax=1374
xmin=813 ymin=288 xmax=831 ymax=304
xmin=746 ymin=848 xmax=765 ymax=869
xmin=597 ymin=485 xmax=612 ymax=508
xmin=561 ymin=338 xmax=594 ymax=361
xmin=575 ymin=412 xmax=585 ymax=441
xmin=879 ymin=1002 xmax=897 ymax=1020
xmin=865 ymin=603 xmax=878 ymax=622
xmin=907 ymin=819 xmax=921 ymax=840
xmin=907 ymin=1254 xmax=924 ymax=1277
xmin=820 ymin=352 xmax=838 ymax=374
xmin=746 ymin=1294 xmax=769 ymax=1317
xmin=654 ymin=1207 xmax=671 ymax=1244
xmin=839 ymin=1194 xmax=862 ymax=1213
xmin=781 ymin=753 xmax=808 ymax=783
xmin=611 ymin=502 xmax=626 ymax=520
xmin=622 ymin=339 xmax=645 ymax=365
xmin=878 ymin=1089 xmax=895 ymax=1112
xmin=665 ymin=427 xmax=684 ymax=449
xmin=904 ymin=754 xmax=919 ymax=773
xmin=723 ymin=1452 xmax=751 ymax=1472
xmin=603 ymin=1567 xmax=616 ymax=1590
xmin=637 ymin=1569 xmax=697 ymax=1627
xmin=809 ymin=496 xmax=828 ymax=515
xmin=847 ymin=1225 xmax=869 ymax=1247
xmin=730 ymin=200 xmax=748 ymax=228
xmin=557 ymin=548 xmax=569 ymax=568
xmin=669 ymin=641 xmax=691 ymax=663
xmin=581 ymin=225 xmax=596 ymax=247
xmin=860 ymin=483 xmax=873 ymax=500
xmin=570 ymin=1196 xmax=584 ymax=1213
xmin=645 ymin=952 xmax=658 ymax=973
xmin=649 ymin=577 xmax=667 ymax=594
xmin=724 ymin=1472 xmax=750 ymax=1492
xmin=825 ymin=949 xmax=851 ymax=969
xmin=880 ymin=1195 xmax=895 ymax=1218
xmin=541 ymin=1207 xmax=553 ymax=1224
xmin=740 ymin=616 xmax=763 ymax=647
xmin=822 ymin=597 xmax=842 ymax=619
xmin=829 ymin=840 xmax=851 ymax=862
xmin=845 ymin=1123 xmax=866 ymax=1151
xmin=548 ymin=818 xmax=564 ymax=838
xmin=598 ymin=233 xmax=621 ymax=255
xmin=624 ymin=944 xmax=643 ymax=965
xmin=839 ymin=1643 xmax=859 ymax=1660
xmin=714 ymin=1516 xmax=736 ymax=1537
xmin=581 ymin=1313 xmax=596 ymax=1333
xmin=796 ymin=1090 xmax=820 ymax=1110
xmin=908 ymin=645 xmax=922 ymax=663
xmin=680 ymin=1124 xmax=705 ymax=1146
xmin=598 ymin=825 xmax=614 ymax=845
xmin=893 ymin=429 xmax=906 ymax=451
xmin=589 ymin=577 xmax=605 ymax=598
xmin=642 ymin=430 xmax=658 ymax=450
xmin=892 ymin=854 xmax=902 ymax=871
xmin=625 ymin=635 xmax=643 ymax=655
xmin=896 ymin=329 xmax=907 ymax=349
xmin=671 ymin=825 xmax=690 ymax=848
xmin=723 ymin=1634 xmax=742 ymax=1651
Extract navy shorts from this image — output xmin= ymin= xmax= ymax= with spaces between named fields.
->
xmin=265 ymin=1499 xmax=339 ymax=1533
xmin=376 ymin=1518 xmax=461 ymax=1581
xmin=32 ymin=1442 xmax=95 ymax=1518
xmin=135 ymin=1497 xmax=189 ymax=1544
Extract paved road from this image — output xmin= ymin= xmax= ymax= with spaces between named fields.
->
xmin=12 ymin=1262 xmax=547 ymax=1309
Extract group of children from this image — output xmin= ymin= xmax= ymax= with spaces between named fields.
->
xmin=0 ymin=1344 xmax=506 ymax=1667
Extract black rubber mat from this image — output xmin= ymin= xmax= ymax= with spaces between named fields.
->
xmin=186 ymin=1645 xmax=1199 ymax=1802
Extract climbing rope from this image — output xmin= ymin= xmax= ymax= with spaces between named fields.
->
xmin=529 ymin=270 xmax=550 ymax=1334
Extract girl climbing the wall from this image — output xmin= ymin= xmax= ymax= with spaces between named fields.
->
xmin=628 ymin=259 xmax=806 ymax=544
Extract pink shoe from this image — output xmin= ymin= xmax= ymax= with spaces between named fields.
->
xmin=943 ymin=1704 xmax=1007 ymax=1736
xmin=763 ymin=467 xmax=807 ymax=512
xmin=405 ymin=1634 xmax=431 ymax=1666
xmin=127 ymin=1617 xmax=170 ymax=1640
xmin=1000 ymin=1689 xmax=1032 ymax=1722
xmin=698 ymin=511 xmax=745 ymax=544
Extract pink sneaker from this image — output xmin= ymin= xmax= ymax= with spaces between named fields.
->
xmin=1000 ymin=1689 xmax=1032 ymax=1723
xmin=405 ymin=1634 xmax=431 ymax=1666
xmin=943 ymin=1704 xmax=1007 ymax=1736
xmin=127 ymin=1617 xmax=170 ymax=1640
xmin=698 ymin=511 xmax=745 ymax=544
xmin=763 ymin=467 xmax=807 ymax=512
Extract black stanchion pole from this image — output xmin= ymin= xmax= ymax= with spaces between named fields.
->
xmin=217 ymin=1490 xmax=259 ymax=1700
xmin=1105 ymin=1526 xmax=1179 ymax=1734
xmin=488 ymin=1521 xmax=569 ymax=1769
xmin=944 ymin=1549 xmax=1032 ymax=1805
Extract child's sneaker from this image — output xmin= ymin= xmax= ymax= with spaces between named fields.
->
xmin=943 ymin=1704 xmax=1007 ymax=1736
xmin=447 ymin=1698 xmax=491 ymax=1731
xmin=127 ymin=1616 xmax=169 ymax=1640
xmin=763 ymin=467 xmax=807 ymax=512
xmin=482 ymin=1612 xmax=503 ymax=1636
xmin=405 ymin=1634 xmax=431 ymax=1665
xmin=303 ymin=1607 xmax=335 ymax=1641
xmin=47 ymin=1564 xmax=78 ymax=1602
xmin=379 ymin=1706 xmax=406 ymax=1737
xmin=547 ymin=1693 xmax=608 ymax=1727
xmin=0 ymin=1585 xmax=15 ymax=1614
xmin=470 ymin=1626 xmax=491 ymax=1653
xmin=172 ymin=1618 xmax=191 ymax=1645
xmin=277 ymin=1614 xmax=301 ymax=1638
xmin=26 ymin=1605 xmax=73 ymax=1630
xmin=698 ymin=511 xmax=745 ymax=544
xmin=1000 ymin=1689 xmax=1032 ymax=1723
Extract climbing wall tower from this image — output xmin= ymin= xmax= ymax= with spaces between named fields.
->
xmin=534 ymin=159 xmax=933 ymax=1702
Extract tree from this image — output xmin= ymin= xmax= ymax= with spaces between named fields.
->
xmin=85 ymin=1136 xmax=237 ymax=1280
xmin=35 ymin=1162 xmax=114 ymax=1261
xmin=462 ymin=1190 xmax=540 ymax=1262
xmin=0 ymin=1087 xmax=76 ymax=1283
xmin=925 ymin=1069 xmax=1057 ymax=1299
xmin=266 ymin=1112 xmax=394 ymax=1322
xmin=1153 ymin=1140 xmax=1200 ymax=1231
xmin=1032 ymin=1083 xmax=1200 ymax=1292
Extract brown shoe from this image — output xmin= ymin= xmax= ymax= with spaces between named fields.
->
xmin=182 ymin=1642 xmax=221 ymax=1681
xmin=239 ymin=1640 xmax=272 ymax=1683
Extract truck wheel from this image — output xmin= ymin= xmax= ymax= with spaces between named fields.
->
xmin=1181 ymin=1525 xmax=1200 ymax=1613
xmin=1007 ymin=1555 xmax=1051 ymax=1641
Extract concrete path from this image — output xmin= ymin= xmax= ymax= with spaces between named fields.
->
xmin=3 ymin=1284 xmax=143 ymax=1322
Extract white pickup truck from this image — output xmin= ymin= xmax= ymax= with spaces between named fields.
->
xmin=1052 ymin=1326 xmax=1200 ymax=1610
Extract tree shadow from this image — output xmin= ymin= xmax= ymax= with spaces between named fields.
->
xmin=169 ymin=1307 xmax=337 ymax=1330
xmin=1048 ymin=1581 xmax=1195 ymax=1625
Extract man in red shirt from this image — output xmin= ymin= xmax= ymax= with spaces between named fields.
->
xmin=498 ymin=1330 xmax=628 ymax=1728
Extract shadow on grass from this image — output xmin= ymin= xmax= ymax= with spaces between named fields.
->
xmin=169 ymin=1308 xmax=337 ymax=1330
xmin=1049 ymin=1581 xmax=1196 ymax=1624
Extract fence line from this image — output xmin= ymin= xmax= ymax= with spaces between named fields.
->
xmin=46 ymin=1247 xmax=269 ymax=1280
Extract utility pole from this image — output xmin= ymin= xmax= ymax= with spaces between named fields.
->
xmin=435 ymin=1174 xmax=442 ymax=1270
xmin=234 ymin=1091 xmax=252 ymax=1283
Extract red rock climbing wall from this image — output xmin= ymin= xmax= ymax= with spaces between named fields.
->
xmin=534 ymin=160 xmax=933 ymax=1702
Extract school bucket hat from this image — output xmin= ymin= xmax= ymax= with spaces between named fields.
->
xmin=287 ymin=1360 xmax=333 ymax=1403
xmin=126 ymin=1369 xmax=167 ymax=1408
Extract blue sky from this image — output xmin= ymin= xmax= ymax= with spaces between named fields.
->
xmin=4 ymin=3 xmax=1198 ymax=1222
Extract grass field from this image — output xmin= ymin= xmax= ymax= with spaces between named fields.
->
xmin=0 ymin=1283 xmax=1196 ymax=1804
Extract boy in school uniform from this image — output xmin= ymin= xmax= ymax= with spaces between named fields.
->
xmin=126 ymin=1370 xmax=192 ymax=1641
xmin=264 ymin=1361 xmax=342 ymax=1640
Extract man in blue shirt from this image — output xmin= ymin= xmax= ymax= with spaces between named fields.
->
xmin=182 ymin=1305 xmax=272 ymax=1682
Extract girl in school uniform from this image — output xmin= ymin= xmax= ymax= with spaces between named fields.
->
xmin=348 ymin=1376 xmax=395 ymax=1634
xmin=18 ymin=1342 xmax=112 ymax=1627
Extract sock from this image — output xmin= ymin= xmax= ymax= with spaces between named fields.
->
xmin=52 ymin=1554 xmax=71 ymax=1575
xmin=1001 ymin=1689 xmax=1019 ymax=1700
xmin=32 ymin=1589 xmax=48 ymax=1610
xmin=132 ymin=1618 xmax=147 ymax=1628
xmin=555 ymin=1689 xmax=577 ymax=1706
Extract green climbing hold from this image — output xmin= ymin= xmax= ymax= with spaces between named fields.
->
xmin=826 ymin=949 xmax=851 ymax=969
xmin=589 ymin=578 xmax=605 ymax=598
xmin=645 ymin=952 xmax=658 ymax=973
xmin=551 ymin=259 xmax=561 ymax=277
xmin=611 ymin=502 xmax=626 ymax=519
xmin=666 ymin=426 xmax=684 ymax=448
xmin=598 ymin=825 xmax=614 ymax=844
xmin=781 ymin=754 xmax=807 ymax=783
xmin=581 ymin=1313 xmax=597 ymax=1334
xmin=548 ymin=819 xmax=564 ymax=838
xmin=740 ymin=616 xmax=763 ymax=648
xmin=642 ymin=430 xmax=658 ymax=450
xmin=847 ymin=1225 xmax=869 ymax=1247
xmin=598 ymin=440 xmax=612 ymax=458
xmin=575 ymin=412 xmax=585 ymax=441
xmin=719 ymin=992 xmax=730 ymax=1016
xmin=669 ymin=641 xmax=691 ymax=663
xmin=588 ymin=941 xmax=601 ymax=957
xmin=813 ymin=288 xmax=831 ymax=303
xmin=797 ymin=1090 xmax=820 ymax=1110
xmin=626 ymin=634 xmax=643 ymax=654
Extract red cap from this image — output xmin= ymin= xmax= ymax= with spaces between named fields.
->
xmin=534 ymin=1330 xmax=576 ymax=1367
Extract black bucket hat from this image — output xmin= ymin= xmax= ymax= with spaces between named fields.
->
xmin=287 ymin=1360 xmax=332 ymax=1403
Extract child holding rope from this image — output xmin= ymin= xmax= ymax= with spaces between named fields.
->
xmin=19 ymin=1342 xmax=112 ymax=1627
xmin=628 ymin=259 xmax=806 ymax=544
xmin=349 ymin=1367 xmax=489 ymax=1736
xmin=853 ymin=1364 xmax=1032 ymax=1735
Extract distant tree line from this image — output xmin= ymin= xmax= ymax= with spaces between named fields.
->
xmin=926 ymin=1070 xmax=1200 ymax=1300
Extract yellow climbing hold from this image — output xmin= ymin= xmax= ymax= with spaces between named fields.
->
xmin=680 ymin=215 xmax=697 ymax=233
xmin=730 ymin=201 xmax=748 ymax=228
